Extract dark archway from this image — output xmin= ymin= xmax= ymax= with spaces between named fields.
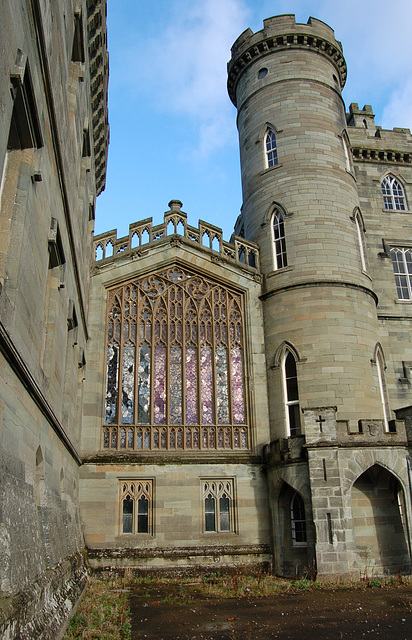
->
xmin=351 ymin=465 xmax=410 ymax=575
xmin=278 ymin=483 xmax=309 ymax=577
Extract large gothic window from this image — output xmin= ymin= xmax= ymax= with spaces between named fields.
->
xmin=104 ymin=267 xmax=248 ymax=451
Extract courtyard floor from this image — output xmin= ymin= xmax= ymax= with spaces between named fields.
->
xmin=129 ymin=579 xmax=412 ymax=639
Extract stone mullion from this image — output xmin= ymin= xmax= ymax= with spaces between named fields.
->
xmin=134 ymin=288 xmax=145 ymax=428
xmin=165 ymin=288 xmax=171 ymax=428
xmin=226 ymin=292 xmax=234 ymax=428
xmin=196 ymin=299 xmax=203 ymax=444
xmin=181 ymin=288 xmax=188 ymax=427
xmin=115 ymin=289 xmax=125 ymax=441
xmin=149 ymin=298 xmax=157 ymax=428
xmin=211 ymin=292 xmax=218 ymax=427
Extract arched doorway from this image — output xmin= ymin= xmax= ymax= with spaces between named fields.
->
xmin=351 ymin=465 xmax=410 ymax=575
xmin=278 ymin=483 xmax=309 ymax=577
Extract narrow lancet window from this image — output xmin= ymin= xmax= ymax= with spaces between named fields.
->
xmin=283 ymin=350 xmax=301 ymax=436
xmin=272 ymin=210 xmax=287 ymax=269
xmin=265 ymin=130 xmax=278 ymax=167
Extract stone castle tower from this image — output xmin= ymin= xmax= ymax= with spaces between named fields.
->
xmin=228 ymin=15 xmax=412 ymax=577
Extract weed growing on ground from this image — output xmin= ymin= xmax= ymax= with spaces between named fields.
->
xmin=63 ymin=575 xmax=131 ymax=640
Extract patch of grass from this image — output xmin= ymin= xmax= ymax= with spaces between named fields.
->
xmin=63 ymin=574 xmax=132 ymax=640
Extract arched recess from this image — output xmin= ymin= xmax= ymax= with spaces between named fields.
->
xmin=351 ymin=464 xmax=410 ymax=574
xmin=277 ymin=483 xmax=309 ymax=577
xmin=272 ymin=340 xmax=301 ymax=370
xmin=35 ymin=446 xmax=44 ymax=507
xmin=351 ymin=207 xmax=367 ymax=272
xmin=341 ymin=130 xmax=353 ymax=173
xmin=372 ymin=343 xmax=390 ymax=431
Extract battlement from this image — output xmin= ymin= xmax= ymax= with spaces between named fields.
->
xmin=228 ymin=14 xmax=346 ymax=106
xmin=93 ymin=200 xmax=260 ymax=271
xmin=346 ymin=103 xmax=412 ymax=165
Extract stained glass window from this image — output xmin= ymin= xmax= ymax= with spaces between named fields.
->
xmin=203 ymin=479 xmax=234 ymax=532
xmin=104 ymin=268 xmax=247 ymax=450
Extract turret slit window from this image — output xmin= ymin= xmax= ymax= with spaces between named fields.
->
xmin=390 ymin=248 xmax=412 ymax=300
xmin=283 ymin=350 xmax=301 ymax=436
xmin=272 ymin=210 xmax=287 ymax=270
xmin=104 ymin=267 xmax=248 ymax=450
xmin=265 ymin=130 xmax=278 ymax=167
xmin=375 ymin=349 xmax=390 ymax=432
xmin=120 ymin=481 xmax=152 ymax=534
xmin=290 ymin=492 xmax=307 ymax=546
xmin=381 ymin=175 xmax=406 ymax=211
xmin=354 ymin=211 xmax=367 ymax=272
xmin=202 ymin=479 xmax=234 ymax=532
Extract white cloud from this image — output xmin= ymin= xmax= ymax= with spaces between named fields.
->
xmin=382 ymin=77 xmax=412 ymax=132
xmin=128 ymin=0 xmax=249 ymax=156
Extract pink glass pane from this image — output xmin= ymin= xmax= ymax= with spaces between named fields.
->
xmin=201 ymin=346 xmax=213 ymax=424
xmin=231 ymin=346 xmax=245 ymax=424
xmin=170 ymin=346 xmax=182 ymax=424
xmin=216 ymin=346 xmax=229 ymax=424
xmin=121 ymin=343 xmax=135 ymax=424
xmin=154 ymin=345 xmax=166 ymax=424
xmin=186 ymin=346 xmax=197 ymax=424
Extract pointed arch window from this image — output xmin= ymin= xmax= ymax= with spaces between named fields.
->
xmin=104 ymin=267 xmax=248 ymax=451
xmin=265 ymin=129 xmax=278 ymax=168
xmin=381 ymin=175 xmax=406 ymax=211
xmin=290 ymin=492 xmax=307 ymax=546
xmin=120 ymin=481 xmax=152 ymax=534
xmin=375 ymin=347 xmax=390 ymax=432
xmin=272 ymin=210 xmax=287 ymax=270
xmin=353 ymin=210 xmax=367 ymax=271
xmin=202 ymin=479 xmax=234 ymax=533
xmin=283 ymin=350 xmax=301 ymax=436
xmin=342 ymin=132 xmax=353 ymax=173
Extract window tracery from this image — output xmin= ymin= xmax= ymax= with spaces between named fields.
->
xmin=104 ymin=267 xmax=248 ymax=451
xmin=120 ymin=480 xmax=152 ymax=534
xmin=202 ymin=479 xmax=234 ymax=532
xmin=381 ymin=175 xmax=406 ymax=210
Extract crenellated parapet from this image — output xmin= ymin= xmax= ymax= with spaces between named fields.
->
xmin=347 ymin=103 xmax=412 ymax=165
xmin=93 ymin=200 xmax=260 ymax=271
xmin=227 ymin=14 xmax=347 ymax=106
xmin=87 ymin=0 xmax=109 ymax=195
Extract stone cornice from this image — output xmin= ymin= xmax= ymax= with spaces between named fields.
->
xmin=87 ymin=0 xmax=109 ymax=196
xmin=352 ymin=147 xmax=411 ymax=165
xmin=228 ymin=31 xmax=347 ymax=106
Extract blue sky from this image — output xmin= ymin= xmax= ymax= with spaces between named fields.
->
xmin=95 ymin=0 xmax=412 ymax=242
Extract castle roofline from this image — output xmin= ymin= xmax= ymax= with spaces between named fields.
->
xmin=227 ymin=14 xmax=346 ymax=106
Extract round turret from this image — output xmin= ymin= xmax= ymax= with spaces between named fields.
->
xmin=228 ymin=16 xmax=384 ymax=434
